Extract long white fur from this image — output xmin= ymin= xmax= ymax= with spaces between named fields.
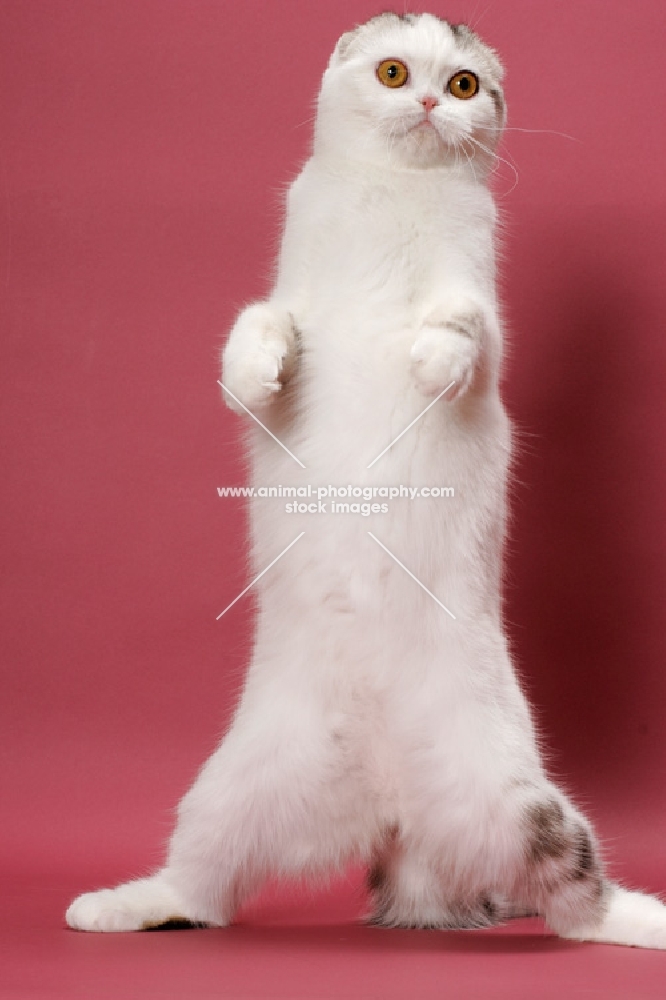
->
xmin=67 ymin=13 xmax=666 ymax=947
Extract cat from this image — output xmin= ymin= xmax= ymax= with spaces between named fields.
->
xmin=66 ymin=12 xmax=666 ymax=948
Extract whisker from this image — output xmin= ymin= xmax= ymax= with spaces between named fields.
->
xmin=293 ymin=111 xmax=317 ymax=131
xmin=468 ymin=0 xmax=493 ymax=32
xmin=468 ymin=134 xmax=520 ymax=196
xmin=452 ymin=136 xmax=460 ymax=174
xmin=460 ymin=141 xmax=479 ymax=184
xmin=478 ymin=125 xmax=581 ymax=143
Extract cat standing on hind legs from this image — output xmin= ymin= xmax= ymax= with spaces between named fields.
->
xmin=66 ymin=13 xmax=666 ymax=948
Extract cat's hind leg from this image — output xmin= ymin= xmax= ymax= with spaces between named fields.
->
xmin=486 ymin=782 xmax=666 ymax=948
xmin=369 ymin=630 xmax=666 ymax=948
xmin=66 ymin=685 xmax=376 ymax=932
xmin=512 ymin=785 xmax=666 ymax=949
xmin=365 ymin=781 xmax=605 ymax=934
xmin=368 ymin=774 xmax=666 ymax=949
xmin=366 ymin=837 xmax=509 ymax=930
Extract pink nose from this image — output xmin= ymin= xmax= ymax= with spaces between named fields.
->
xmin=421 ymin=96 xmax=439 ymax=113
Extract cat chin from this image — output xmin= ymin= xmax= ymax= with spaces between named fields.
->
xmin=416 ymin=130 xmax=450 ymax=156
xmin=408 ymin=124 xmax=444 ymax=147
xmin=399 ymin=139 xmax=461 ymax=172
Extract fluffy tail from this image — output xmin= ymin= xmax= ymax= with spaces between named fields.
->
xmin=560 ymin=883 xmax=666 ymax=950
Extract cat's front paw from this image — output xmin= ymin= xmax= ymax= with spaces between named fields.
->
xmin=410 ymin=325 xmax=478 ymax=398
xmin=222 ymin=303 xmax=297 ymax=413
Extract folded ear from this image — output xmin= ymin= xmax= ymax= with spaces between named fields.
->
xmin=484 ymin=45 xmax=505 ymax=84
xmin=328 ymin=27 xmax=360 ymax=67
xmin=451 ymin=23 xmax=505 ymax=84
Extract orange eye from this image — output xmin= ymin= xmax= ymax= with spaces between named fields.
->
xmin=448 ymin=70 xmax=479 ymax=100
xmin=376 ymin=59 xmax=409 ymax=88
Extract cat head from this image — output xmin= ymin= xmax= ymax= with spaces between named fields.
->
xmin=315 ymin=13 xmax=505 ymax=174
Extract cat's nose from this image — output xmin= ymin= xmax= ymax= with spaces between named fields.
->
xmin=420 ymin=96 xmax=439 ymax=113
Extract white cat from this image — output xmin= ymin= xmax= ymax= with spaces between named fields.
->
xmin=67 ymin=13 xmax=666 ymax=948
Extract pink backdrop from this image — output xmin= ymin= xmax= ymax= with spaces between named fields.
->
xmin=2 ymin=1 xmax=666 ymax=996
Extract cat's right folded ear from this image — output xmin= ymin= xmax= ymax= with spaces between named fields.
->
xmin=328 ymin=27 xmax=359 ymax=67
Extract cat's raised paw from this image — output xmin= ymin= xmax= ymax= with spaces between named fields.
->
xmin=410 ymin=325 xmax=478 ymax=398
xmin=222 ymin=303 xmax=297 ymax=413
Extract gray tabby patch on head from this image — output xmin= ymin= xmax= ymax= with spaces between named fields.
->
xmin=450 ymin=21 xmax=505 ymax=83
xmin=332 ymin=12 xmax=504 ymax=88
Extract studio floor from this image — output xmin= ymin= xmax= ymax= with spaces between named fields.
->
xmin=4 ymin=870 xmax=666 ymax=1000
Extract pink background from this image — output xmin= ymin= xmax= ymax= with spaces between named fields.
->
xmin=2 ymin=1 xmax=665 ymax=996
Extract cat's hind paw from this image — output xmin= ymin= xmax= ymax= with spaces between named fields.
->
xmin=559 ymin=885 xmax=666 ymax=950
xmin=65 ymin=875 xmax=203 ymax=933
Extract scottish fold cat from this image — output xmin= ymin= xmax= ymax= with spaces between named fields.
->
xmin=67 ymin=13 xmax=666 ymax=948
